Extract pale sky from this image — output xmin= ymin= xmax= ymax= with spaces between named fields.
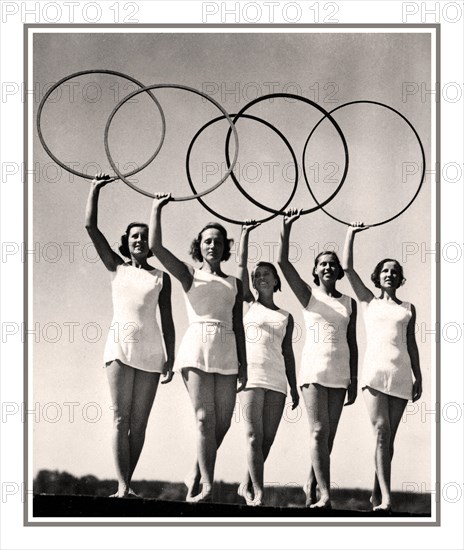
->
xmin=32 ymin=30 xmax=433 ymax=492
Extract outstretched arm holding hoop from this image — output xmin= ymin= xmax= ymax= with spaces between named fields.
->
xmin=342 ymin=222 xmax=374 ymax=304
xmin=237 ymin=219 xmax=261 ymax=303
xmin=149 ymin=193 xmax=194 ymax=292
xmin=85 ymin=173 xmax=122 ymax=272
xmin=277 ymin=208 xmax=311 ymax=308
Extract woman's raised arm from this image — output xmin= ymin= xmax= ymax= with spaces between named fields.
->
xmin=84 ymin=173 xmax=122 ymax=272
xmin=237 ymin=220 xmax=260 ymax=303
xmin=342 ymin=223 xmax=374 ymax=304
xmin=277 ymin=209 xmax=311 ymax=308
xmin=149 ymin=194 xmax=194 ymax=292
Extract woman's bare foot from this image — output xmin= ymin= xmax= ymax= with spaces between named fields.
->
xmin=238 ymin=481 xmax=254 ymax=505
xmin=184 ymin=468 xmax=201 ymax=500
xmin=373 ymin=502 xmax=392 ymax=513
xmin=303 ymin=483 xmax=317 ymax=507
xmin=310 ymin=497 xmax=332 ymax=510
xmin=186 ymin=483 xmax=212 ymax=503
xmin=109 ymin=486 xmax=130 ymax=498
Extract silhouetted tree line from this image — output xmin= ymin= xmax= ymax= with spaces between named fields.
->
xmin=33 ymin=470 xmax=430 ymax=513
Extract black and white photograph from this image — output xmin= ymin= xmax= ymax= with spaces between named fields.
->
xmin=0 ymin=1 xmax=462 ymax=549
xmin=29 ymin=25 xmax=435 ymax=523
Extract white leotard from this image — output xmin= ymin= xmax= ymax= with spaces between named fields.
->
xmin=103 ymin=263 xmax=166 ymax=373
xmin=361 ymin=299 xmax=413 ymax=400
xmin=244 ymin=301 xmax=290 ymax=395
xmin=174 ymin=268 xmax=239 ymax=375
xmin=299 ymin=287 xmax=352 ymax=389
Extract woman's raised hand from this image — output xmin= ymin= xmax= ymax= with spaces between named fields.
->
xmin=283 ymin=208 xmax=302 ymax=227
xmin=349 ymin=221 xmax=370 ymax=234
xmin=241 ymin=219 xmax=261 ymax=234
xmin=152 ymin=192 xmax=172 ymax=209
xmin=91 ymin=172 xmax=114 ymax=189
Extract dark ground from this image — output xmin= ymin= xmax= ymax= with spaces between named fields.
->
xmin=33 ymin=469 xmax=432 ymax=517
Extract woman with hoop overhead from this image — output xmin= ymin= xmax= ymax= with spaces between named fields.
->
xmin=149 ymin=194 xmax=247 ymax=503
xmin=236 ymin=220 xmax=299 ymax=506
xmin=278 ymin=209 xmax=358 ymax=509
xmin=342 ymin=222 xmax=422 ymax=512
xmin=85 ymin=174 xmax=175 ymax=498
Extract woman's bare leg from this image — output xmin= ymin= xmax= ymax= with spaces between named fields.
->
xmin=128 ymin=369 xmax=160 ymax=487
xmin=302 ymin=384 xmax=345 ymax=508
xmin=301 ymin=384 xmax=331 ymax=508
xmin=106 ymin=360 xmax=135 ymax=497
xmin=239 ymin=388 xmax=265 ymax=504
xmin=182 ymin=368 xmax=216 ymax=502
xmin=364 ymin=388 xmax=406 ymax=510
xmin=369 ymin=392 xmax=407 ymax=508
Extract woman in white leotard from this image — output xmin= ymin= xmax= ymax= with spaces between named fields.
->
xmin=278 ymin=209 xmax=358 ymax=509
xmin=85 ymin=174 xmax=175 ymax=498
xmin=342 ymin=222 xmax=422 ymax=512
xmin=149 ymin=194 xmax=247 ymax=503
xmin=236 ymin=221 xmax=299 ymax=506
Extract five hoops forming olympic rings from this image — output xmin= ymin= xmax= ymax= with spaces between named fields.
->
xmin=37 ymin=70 xmax=425 ymax=226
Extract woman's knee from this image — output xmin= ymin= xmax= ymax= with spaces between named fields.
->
xmin=310 ymin=423 xmax=330 ymax=445
xmin=246 ymin=429 xmax=264 ymax=451
xmin=373 ymin=420 xmax=391 ymax=444
xmin=195 ymin=407 xmax=216 ymax=435
xmin=112 ymin=409 xmax=131 ymax=432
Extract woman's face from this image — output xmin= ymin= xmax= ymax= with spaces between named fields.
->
xmin=315 ymin=254 xmax=340 ymax=284
xmin=128 ymin=225 xmax=149 ymax=257
xmin=253 ymin=265 xmax=277 ymax=293
xmin=200 ymin=228 xmax=224 ymax=263
xmin=379 ymin=261 xmax=402 ymax=289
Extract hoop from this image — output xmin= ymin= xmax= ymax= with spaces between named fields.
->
xmin=104 ymin=84 xmax=239 ymax=201
xmin=224 ymin=93 xmax=350 ymax=216
xmin=185 ymin=113 xmax=298 ymax=225
xmin=302 ymin=100 xmax=426 ymax=227
xmin=36 ymin=69 xmax=166 ymax=180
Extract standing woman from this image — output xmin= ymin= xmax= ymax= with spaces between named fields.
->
xmin=237 ymin=221 xmax=299 ymax=506
xmin=85 ymin=173 xmax=175 ymax=498
xmin=278 ymin=209 xmax=358 ymax=509
xmin=342 ymin=222 xmax=422 ymax=512
xmin=149 ymin=194 xmax=247 ymax=503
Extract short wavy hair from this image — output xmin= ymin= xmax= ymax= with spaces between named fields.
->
xmin=371 ymin=258 xmax=405 ymax=289
xmin=312 ymin=251 xmax=345 ymax=286
xmin=189 ymin=222 xmax=233 ymax=262
xmin=119 ymin=222 xmax=153 ymax=259
xmin=251 ymin=262 xmax=282 ymax=293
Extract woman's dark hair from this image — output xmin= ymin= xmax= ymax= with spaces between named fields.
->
xmin=119 ymin=222 xmax=153 ymax=259
xmin=251 ymin=262 xmax=282 ymax=293
xmin=189 ymin=222 xmax=233 ymax=262
xmin=312 ymin=251 xmax=345 ymax=285
xmin=371 ymin=258 xmax=406 ymax=288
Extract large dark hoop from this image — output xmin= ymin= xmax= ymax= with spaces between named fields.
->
xmin=224 ymin=93 xmax=350 ymax=216
xmin=185 ymin=113 xmax=298 ymax=225
xmin=105 ymin=84 xmax=239 ymax=201
xmin=36 ymin=69 xmax=166 ymax=180
xmin=302 ymin=100 xmax=426 ymax=227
